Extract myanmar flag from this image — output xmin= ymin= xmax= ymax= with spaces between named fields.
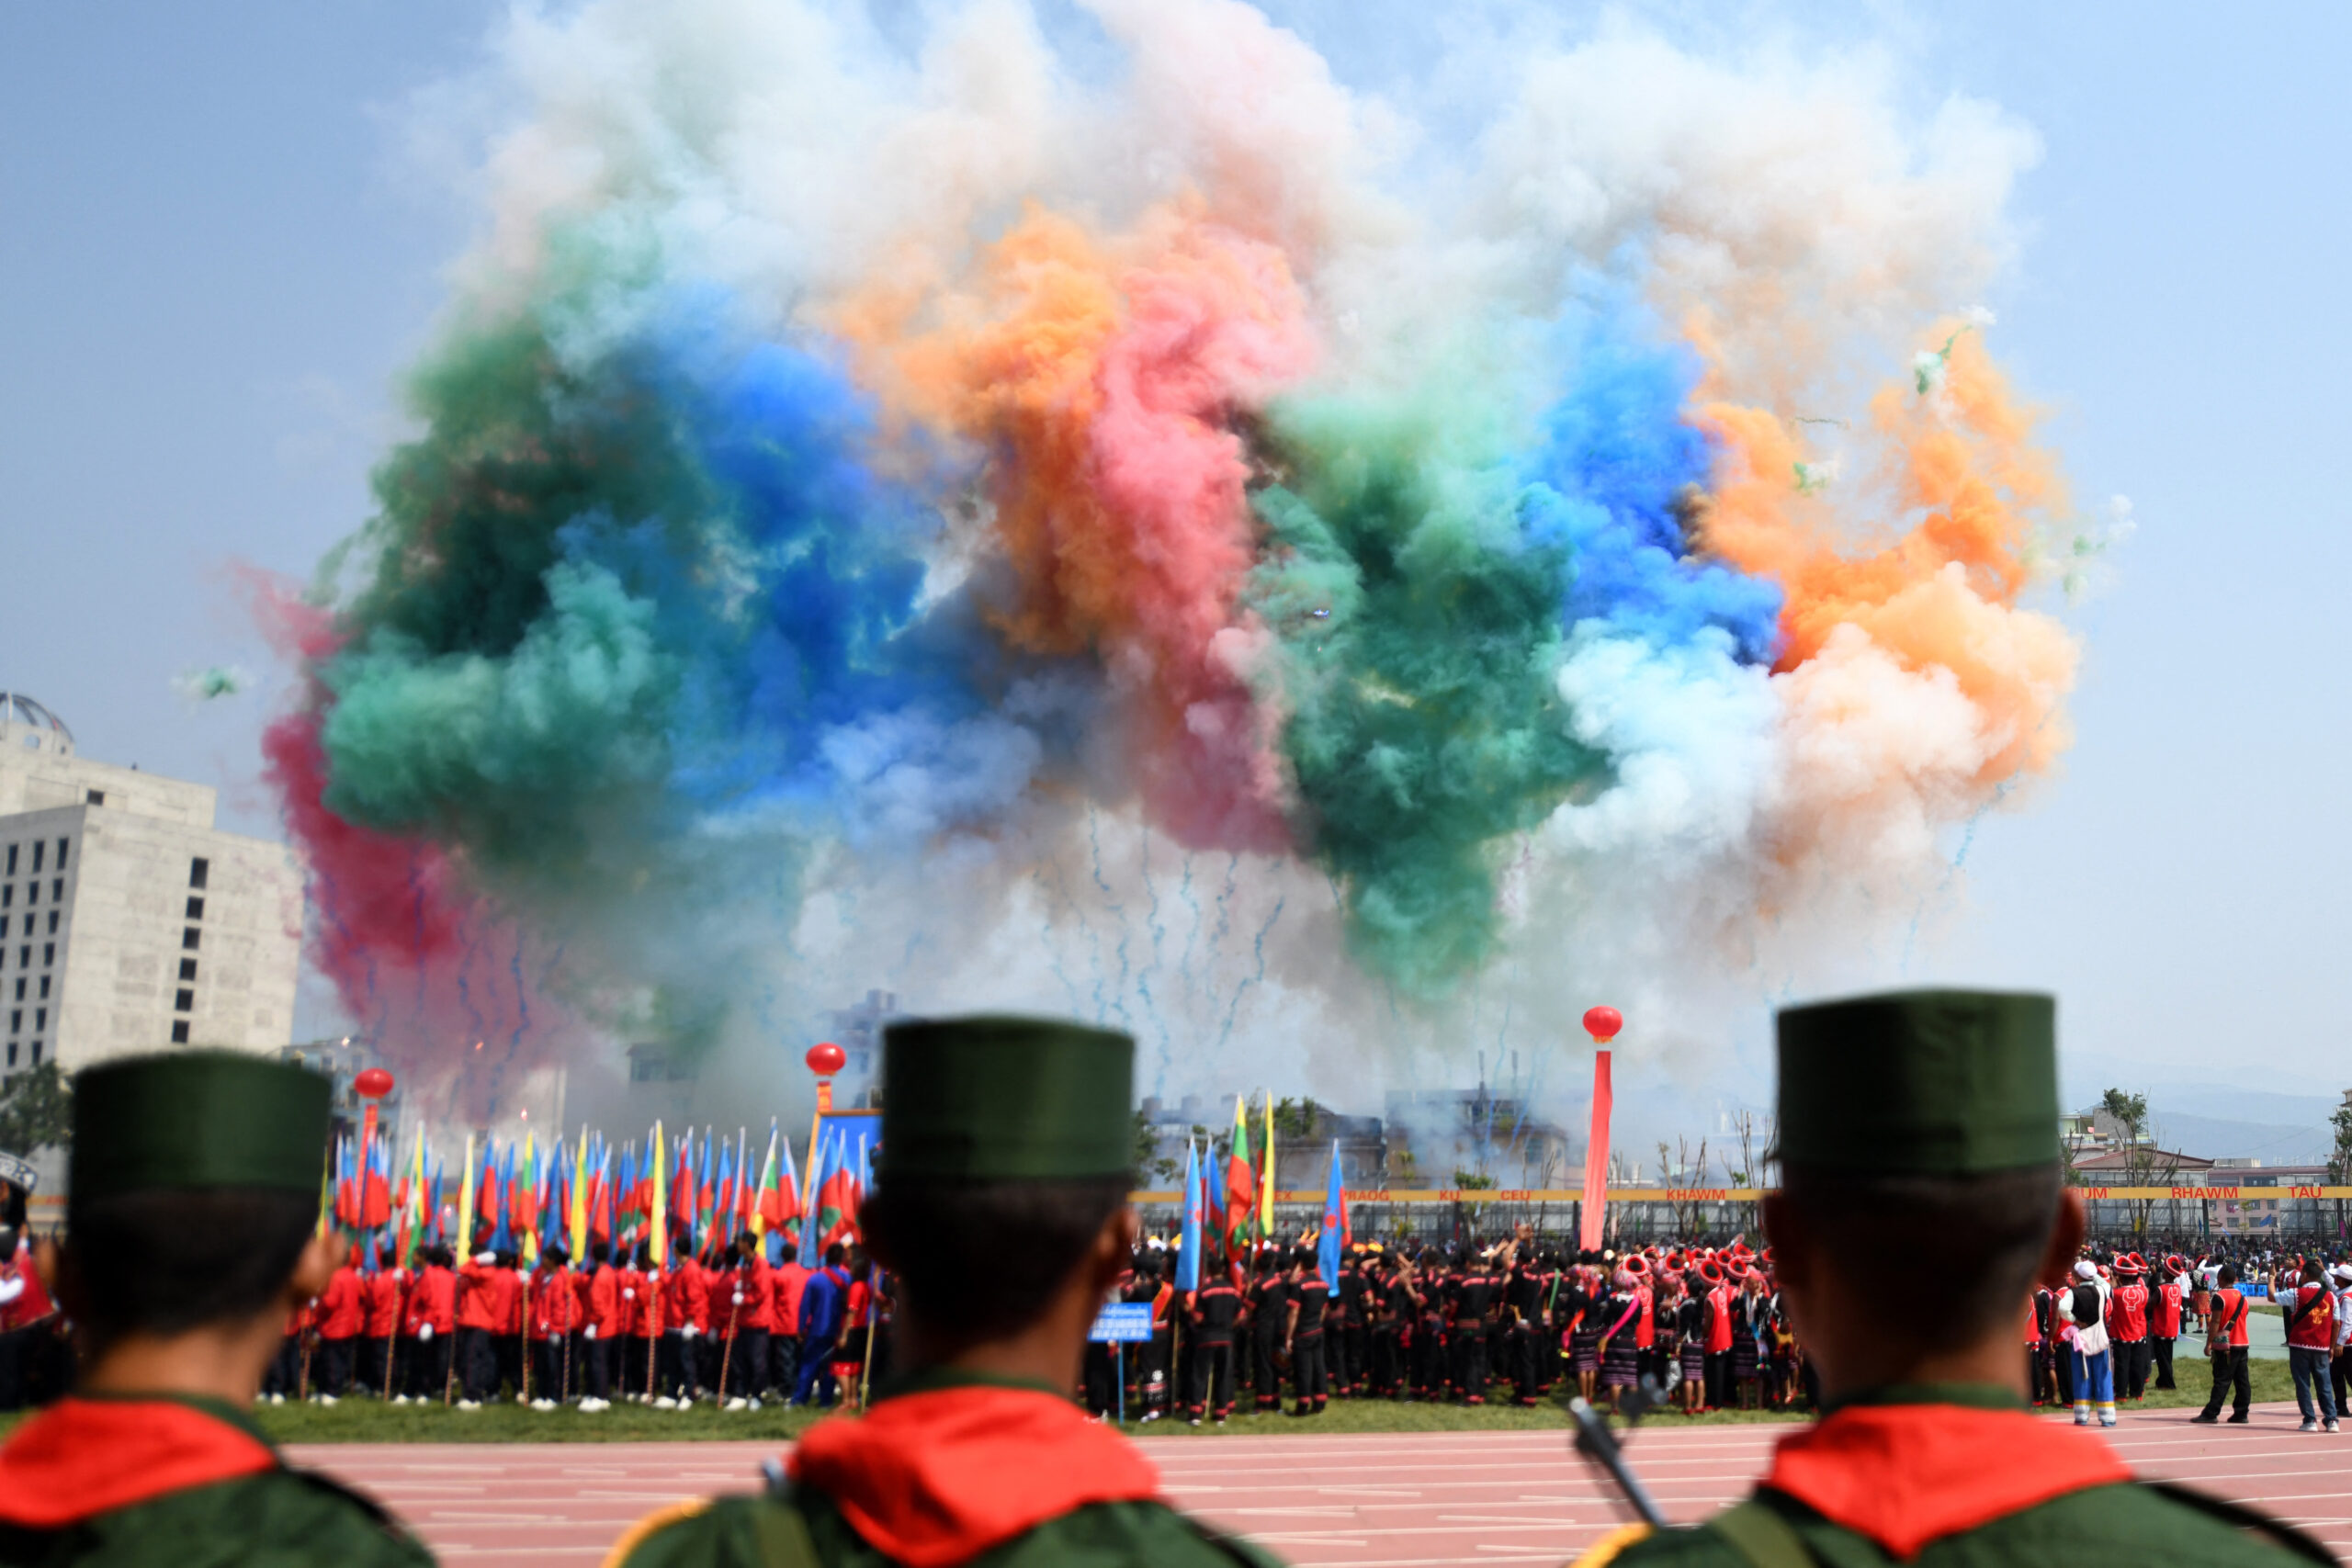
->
xmin=1224 ymin=1095 xmax=1257 ymax=1254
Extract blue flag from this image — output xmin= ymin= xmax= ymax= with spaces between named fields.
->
xmin=1176 ymin=1141 xmax=1204 ymax=1292
xmin=1317 ymin=1139 xmax=1346 ymax=1295
xmin=797 ymin=1130 xmax=831 ymax=1268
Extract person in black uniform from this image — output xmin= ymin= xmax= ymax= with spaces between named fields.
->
xmin=1504 ymin=1248 xmax=1544 ymax=1406
xmin=1338 ymin=1253 xmax=1369 ymax=1395
xmin=1125 ymin=1253 xmax=1171 ymax=1422
xmin=1452 ymin=1251 xmax=1495 ymax=1404
xmin=1411 ymin=1254 xmax=1448 ymax=1400
xmin=1283 ymin=1249 xmax=1327 ymax=1415
xmin=1184 ymin=1255 xmax=1242 ymax=1426
xmin=1248 ymin=1252 xmax=1288 ymax=1413
xmin=1365 ymin=1254 xmax=1401 ymax=1397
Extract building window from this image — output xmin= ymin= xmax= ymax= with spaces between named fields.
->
xmin=170 ymin=1021 xmax=189 ymax=1044
xmin=36 ymin=976 xmax=47 ymax=999
xmin=41 ymin=943 xmax=53 ymax=966
xmin=189 ymin=857 xmax=209 ymax=890
xmin=0 ymin=884 xmax=9 ymax=906
xmin=3 ymin=846 xmax=13 ymax=874
xmin=4 ymin=1043 xmax=13 ymax=1067
xmin=54 ymin=839 xmax=66 ymax=869
xmin=29 ymin=1042 xmax=40 ymax=1066
xmin=6 ymin=1011 xmax=16 ymax=1034
xmin=51 ymin=879 xmax=62 ymax=901
xmin=179 ymin=957 xmax=198 ymax=982
xmin=182 ymin=928 xmax=199 ymax=952
xmin=175 ymin=988 xmax=194 ymax=1013
xmin=25 ymin=884 xmax=35 ymax=906
xmin=29 ymin=843 xmax=41 ymax=874
xmin=186 ymin=896 xmax=205 ymax=920
xmin=45 ymin=911 xmax=56 ymax=934
xmin=32 ymin=1009 xmax=43 ymax=1032
xmin=0 ymin=917 xmax=6 ymax=939
xmin=85 ymin=789 xmax=103 ymax=806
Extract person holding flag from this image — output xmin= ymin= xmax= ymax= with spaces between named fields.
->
xmin=607 ymin=1014 xmax=1281 ymax=1568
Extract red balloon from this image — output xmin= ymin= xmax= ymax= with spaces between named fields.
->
xmin=353 ymin=1066 xmax=396 ymax=1100
xmin=1582 ymin=1006 xmax=1623 ymax=1043
xmin=805 ymin=1042 xmax=846 ymax=1077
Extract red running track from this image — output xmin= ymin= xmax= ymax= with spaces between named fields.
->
xmin=295 ymin=1401 xmax=2352 ymax=1566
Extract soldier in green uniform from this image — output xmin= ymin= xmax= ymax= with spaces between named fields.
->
xmin=0 ymin=1050 xmax=435 ymax=1566
xmin=1576 ymin=989 xmax=2328 ymax=1568
xmin=606 ymin=1015 xmax=1280 ymax=1568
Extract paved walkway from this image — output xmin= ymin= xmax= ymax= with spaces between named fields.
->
xmin=296 ymin=1402 xmax=2352 ymax=1566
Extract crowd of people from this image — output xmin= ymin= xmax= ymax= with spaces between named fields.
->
xmin=1089 ymin=1237 xmax=1804 ymax=1424
xmin=262 ymin=1235 xmax=888 ymax=1414
xmin=0 ymin=997 xmax=2341 ymax=1565
xmin=13 ymin=1212 xmax=2352 ymax=1432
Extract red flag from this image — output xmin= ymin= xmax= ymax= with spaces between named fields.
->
xmin=1579 ymin=1048 xmax=1612 ymax=1252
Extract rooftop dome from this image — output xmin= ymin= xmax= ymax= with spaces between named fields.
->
xmin=1 ymin=694 xmax=74 ymax=750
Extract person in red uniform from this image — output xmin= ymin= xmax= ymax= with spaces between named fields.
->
xmin=622 ymin=1243 xmax=660 ymax=1403
xmin=314 ymin=1258 xmax=366 ymax=1402
xmin=401 ymin=1245 xmax=458 ymax=1403
xmin=452 ymin=1249 xmax=510 ymax=1407
xmin=0 ymin=1227 xmax=58 ymax=1413
xmin=611 ymin=1246 xmax=643 ymax=1402
xmin=581 ymin=1241 xmax=622 ymax=1412
xmin=364 ymin=1249 xmax=408 ymax=1398
xmin=527 ymin=1244 xmax=582 ymax=1408
xmin=2107 ymin=1256 xmax=2150 ymax=1402
xmin=723 ymin=1246 xmax=775 ymax=1407
xmin=2193 ymin=1261 xmax=2254 ymax=1424
xmin=768 ymin=1247 xmax=810 ymax=1403
xmin=2283 ymin=1260 xmax=2340 ymax=1433
xmin=2150 ymin=1257 xmax=2185 ymax=1391
xmin=1702 ymin=1260 xmax=1736 ymax=1410
xmin=657 ymin=1249 xmax=704 ymax=1407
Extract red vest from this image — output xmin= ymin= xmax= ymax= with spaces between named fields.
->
xmin=2107 ymin=1282 xmax=2147 ymax=1340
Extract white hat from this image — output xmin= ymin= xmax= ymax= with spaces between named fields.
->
xmin=2075 ymin=1259 xmax=2099 ymax=1280
xmin=473 ymin=1250 xmax=497 ymax=1266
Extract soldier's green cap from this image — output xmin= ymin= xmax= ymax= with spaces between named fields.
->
xmin=1775 ymin=988 xmax=2059 ymax=1175
xmin=70 ymin=1051 xmax=333 ymax=1210
xmin=878 ymin=1015 xmax=1134 ymax=1181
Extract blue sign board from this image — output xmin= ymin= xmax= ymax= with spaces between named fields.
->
xmin=1089 ymin=1302 xmax=1155 ymax=1343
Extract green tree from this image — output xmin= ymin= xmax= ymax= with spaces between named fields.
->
xmin=0 ymin=1062 xmax=72 ymax=1154
xmin=1129 ymin=1108 xmax=1180 ymax=1185
xmin=2328 ymin=1096 xmax=2352 ymax=1185
xmin=1272 ymin=1097 xmax=1317 ymax=1139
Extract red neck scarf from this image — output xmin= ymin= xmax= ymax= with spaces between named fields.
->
xmin=791 ymin=1381 xmax=1159 ymax=1568
xmin=0 ymin=1397 xmax=278 ymax=1529
xmin=1764 ymin=1402 xmax=2131 ymax=1560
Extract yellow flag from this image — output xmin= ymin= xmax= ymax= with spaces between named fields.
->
xmin=650 ymin=1122 xmax=668 ymax=1269
xmin=569 ymin=1125 xmax=590 ymax=1261
xmin=456 ymin=1134 xmax=477 ymax=1261
xmin=1260 ymin=1090 xmax=1275 ymax=1235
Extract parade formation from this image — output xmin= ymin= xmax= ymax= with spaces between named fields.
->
xmin=0 ymin=996 xmax=2347 ymax=1566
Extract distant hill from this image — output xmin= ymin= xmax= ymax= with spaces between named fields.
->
xmin=2146 ymin=1112 xmax=2334 ymax=1166
xmin=2059 ymin=1058 xmax=2344 ymax=1166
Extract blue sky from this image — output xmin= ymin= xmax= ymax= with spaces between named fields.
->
xmin=2 ymin=3 xmax=2345 ymax=1089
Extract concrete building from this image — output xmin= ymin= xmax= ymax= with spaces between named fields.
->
xmin=0 ymin=693 xmax=301 ymax=1076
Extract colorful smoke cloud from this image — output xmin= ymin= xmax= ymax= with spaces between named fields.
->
xmin=261 ymin=0 xmax=2117 ymax=1110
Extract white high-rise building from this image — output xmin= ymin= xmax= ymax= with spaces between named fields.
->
xmin=0 ymin=693 xmax=301 ymax=1077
